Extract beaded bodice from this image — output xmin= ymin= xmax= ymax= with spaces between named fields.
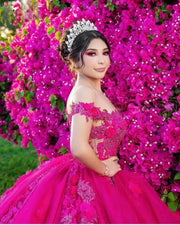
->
xmin=68 ymin=102 xmax=127 ymax=160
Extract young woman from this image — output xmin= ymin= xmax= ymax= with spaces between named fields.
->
xmin=0 ymin=19 xmax=179 ymax=224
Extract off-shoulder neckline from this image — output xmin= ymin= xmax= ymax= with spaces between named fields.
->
xmin=68 ymin=101 xmax=118 ymax=116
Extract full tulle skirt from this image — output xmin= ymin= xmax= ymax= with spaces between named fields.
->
xmin=0 ymin=153 xmax=179 ymax=224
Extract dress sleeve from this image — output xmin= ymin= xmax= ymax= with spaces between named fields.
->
xmin=69 ymin=102 xmax=100 ymax=121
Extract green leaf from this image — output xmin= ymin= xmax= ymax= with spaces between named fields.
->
xmin=35 ymin=19 xmax=39 ymax=28
xmin=55 ymin=31 xmax=61 ymax=40
xmin=22 ymin=28 xmax=28 ymax=38
xmin=167 ymin=192 xmax=178 ymax=201
xmin=18 ymin=91 xmax=24 ymax=102
xmin=57 ymin=99 xmax=65 ymax=112
xmin=60 ymin=3 xmax=69 ymax=10
xmin=161 ymin=195 xmax=166 ymax=203
xmin=35 ymin=54 xmax=39 ymax=59
xmin=155 ymin=10 xmax=159 ymax=20
xmin=21 ymin=116 xmax=29 ymax=123
xmin=30 ymin=83 xmax=35 ymax=90
xmin=44 ymin=17 xmax=50 ymax=24
xmin=105 ymin=0 xmax=118 ymax=11
xmin=31 ymin=0 xmax=37 ymax=3
xmin=49 ymin=94 xmax=57 ymax=109
xmin=154 ymin=69 xmax=161 ymax=73
xmin=6 ymin=47 xmax=12 ymax=54
xmin=14 ymin=90 xmax=18 ymax=100
xmin=93 ymin=0 xmax=98 ymax=6
xmin=148 ymin=34 xmax=154 ymax=41
xmin=28 ymin=107 xmax=36 ymax=111
xmin=109 ymin=5 xmax=114 ymax=11
xmin=25 ymin=91 xmax=34 ymax=103
xmin=17 ymin=73 xmax=25 ymax=80
xmin=20 ymin=50 xmax=24 ymax=58
xmin=0 ymin=71 xmax=5 ymax=76
xmin=53 ymin=0 xmax=60 ymax=6
xmin=57 ymin=99 xmax=67 ymax=120
xmin=29 ymin=76 xmax=32 ymax=82
xmin=49 ymin=2 xmax=53 ymax=12
xmin=47 ymin=26 xmax=55 ymax=35
xmin=174 ymin=172 xmax=180 ymax=180
xmin=175 ymin=88 xmax=180 ymax=95
xmin=27 ymin=78 xmax=32 ymax=86
xmin=38 ymin=154 xmax=49 ymax=165
xmin=59 ymin=147 xmax=68 ymax=155
xmin=0 ymin=81 xmax=6 ymax=91
xmin=4 ymin=93 xmax=8 ymax=101
xmin=46 ymin=0 xmax=50 ymax=9
xmin=164 ymin=189 xmax=168 ymax=195
xmin=167 ymin=201 xmax=178 ymax=212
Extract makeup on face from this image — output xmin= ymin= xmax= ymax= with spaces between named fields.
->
xmin=84 ymin=48 xmax=110 ymax=57
xmin=74 ymin=38 xmax=110 ymax=81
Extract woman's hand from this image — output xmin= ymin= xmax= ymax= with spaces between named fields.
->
xmin=102 ymin=156 xmax=121 ymax=177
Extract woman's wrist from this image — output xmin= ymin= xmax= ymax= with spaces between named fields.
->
xmin=102 ymin=161 xmax=111 ymax=177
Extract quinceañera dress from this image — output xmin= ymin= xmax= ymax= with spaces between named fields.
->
xmin=0 ymin=102 xmax=179 ymax=224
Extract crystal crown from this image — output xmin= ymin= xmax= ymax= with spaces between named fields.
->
xmin=65 ymin=19 xmax=97 ymax=52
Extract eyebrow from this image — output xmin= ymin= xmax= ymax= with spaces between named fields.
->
xmin=86 ymin=48 xmax=109 ymax=51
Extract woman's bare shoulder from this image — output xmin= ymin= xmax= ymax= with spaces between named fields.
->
xmin=66 ymin=85 xmax=96 ymax=113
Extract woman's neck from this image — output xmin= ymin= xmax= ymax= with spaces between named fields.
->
xmin=76 ymin=74 xmax=102 ymax=92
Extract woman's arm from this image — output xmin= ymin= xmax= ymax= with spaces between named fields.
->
xmin=69 ymin=87 xmax=121 ymax=177
xmin=71 ymin=112 xmax=105 ymax=175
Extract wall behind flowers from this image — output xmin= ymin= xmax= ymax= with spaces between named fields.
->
xmin=0 ymin=0 xmax=180 ymax=211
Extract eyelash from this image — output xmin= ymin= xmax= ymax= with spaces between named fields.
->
xmin=86 ymin=52 xmax=96 ymax=56
xmin=86 ymin=51 xmax=110 ymax=56
xmin=104 ymin=51 xmax=110 ymax=55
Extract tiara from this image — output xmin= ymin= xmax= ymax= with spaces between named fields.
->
xmin=65 ymin=18 xmax=97 ymax=52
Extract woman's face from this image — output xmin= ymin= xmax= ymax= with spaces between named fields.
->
xmin=75 ymin=38 xmax=110 ymax=79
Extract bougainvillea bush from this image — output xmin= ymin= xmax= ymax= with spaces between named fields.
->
xmin=1 ymin=0 xmax=180 ymax=210
xmin=0 ymin=32 xmax=20 ymax=144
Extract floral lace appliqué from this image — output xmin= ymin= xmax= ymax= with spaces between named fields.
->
xmin=77 ymin=180 xmax=95 ymax=203
xmin=68 ymin=102 xmax=128 ymax=160
xmin=59 ymin=163 xmax=98 ymax=224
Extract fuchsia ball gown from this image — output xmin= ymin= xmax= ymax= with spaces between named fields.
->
xmin=0 ymin=102 xmax=179 ymax=224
